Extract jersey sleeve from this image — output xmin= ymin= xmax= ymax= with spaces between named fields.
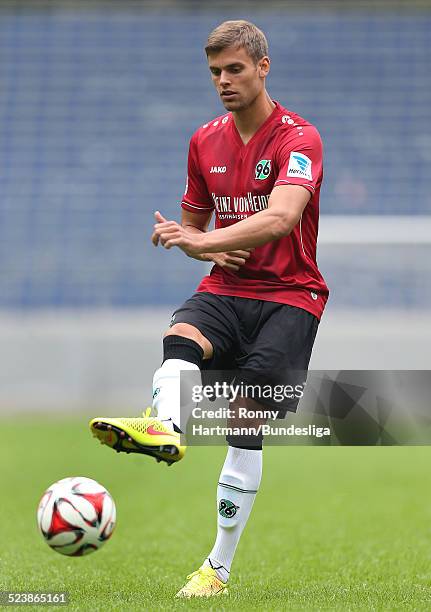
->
xmin=274 ymin=125 xmax=323 ymax=195
xmin=181 ymin=131 xmax=214 ymax=214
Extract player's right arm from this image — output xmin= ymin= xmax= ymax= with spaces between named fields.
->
xmin=152 ymin=130 xmax=252 ymax=272
xmin=182 ymin=131 xmax=253 ymax=271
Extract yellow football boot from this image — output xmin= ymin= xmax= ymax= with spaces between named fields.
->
xmin=176 ymin=566 xmax=228 ymax=598
xmin=89 ymin=408 xmax=186 ymax=466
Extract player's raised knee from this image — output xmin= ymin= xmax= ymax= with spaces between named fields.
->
xmin=164 ymin=323 xmax=213 ymax=359
xmin=164 ymin=322 xmax=201 ymax=341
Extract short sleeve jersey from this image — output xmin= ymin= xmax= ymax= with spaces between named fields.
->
xmin=181 ymin=101 xmax=329 ymax=319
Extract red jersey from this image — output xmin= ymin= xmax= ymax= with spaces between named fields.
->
xmin=181 ymin=101 xmax=329 ymax=319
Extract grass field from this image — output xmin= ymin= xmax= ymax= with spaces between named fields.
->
xmin=2 ymin=417 xmax=431 ymax=611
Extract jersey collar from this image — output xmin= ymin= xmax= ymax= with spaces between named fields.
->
xmin=230 ymin=100 xmax=283 ymax=149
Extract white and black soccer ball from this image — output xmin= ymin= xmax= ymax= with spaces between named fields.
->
xmin=37 ymin=477 xmax=116 ymax=557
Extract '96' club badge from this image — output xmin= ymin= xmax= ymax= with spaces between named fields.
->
xmin=255 ymin=159 xmax=271 ymax=180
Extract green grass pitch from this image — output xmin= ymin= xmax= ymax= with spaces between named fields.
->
xmin=2 ymin=417 xmax=431 ymax=611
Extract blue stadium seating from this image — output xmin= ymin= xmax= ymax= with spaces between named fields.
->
xmin=0 ymin=10 xmax=429 ymax=307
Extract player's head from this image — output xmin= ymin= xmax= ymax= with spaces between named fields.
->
xmin=205 ymin=20 xmax=270 ymax=112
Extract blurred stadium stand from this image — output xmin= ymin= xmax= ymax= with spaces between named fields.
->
xmin=0 ymin=1 xmax=430 ymax=309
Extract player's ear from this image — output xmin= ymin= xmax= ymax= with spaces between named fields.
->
xmin=258 ymin=57 xmax=270 ymax=78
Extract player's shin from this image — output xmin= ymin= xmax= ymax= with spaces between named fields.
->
xmin=152 ymin=335 xmax=203 ymax=431
xmin=204 ymin=446 xmax=263 ymax=583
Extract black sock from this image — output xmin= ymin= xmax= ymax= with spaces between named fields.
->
xmin=162 ymin=335 xmax=204 ymax=368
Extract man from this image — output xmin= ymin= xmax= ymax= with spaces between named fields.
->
xmin=90 ymin=20 xmax=328 ymax=597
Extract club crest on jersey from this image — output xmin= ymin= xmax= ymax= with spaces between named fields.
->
xmin=287 ymin=152 xmax=312 ymax=180
xmin=255 ymin=159 xmax=271 ymax=180
xmin=210 ymin=166 xmax=227 ymax=174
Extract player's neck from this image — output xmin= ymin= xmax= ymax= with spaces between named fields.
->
xmin=232 ymin=92 xmax=275 ymax=145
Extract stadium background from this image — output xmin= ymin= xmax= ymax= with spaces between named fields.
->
xmin=1 ymin=0 xmax=430 ymax=411
xmin=1 ymin=1 xmax=431 ymax=609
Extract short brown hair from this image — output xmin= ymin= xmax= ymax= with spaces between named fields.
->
xmin=205 ymin=20 xmax=269 ymax=64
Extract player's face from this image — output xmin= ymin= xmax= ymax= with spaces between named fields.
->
xmin=207 ymin=46 xmax=270 ymax=112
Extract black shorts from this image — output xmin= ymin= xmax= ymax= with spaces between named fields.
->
xmin=171 ymin=292 xmax=319 ymax=414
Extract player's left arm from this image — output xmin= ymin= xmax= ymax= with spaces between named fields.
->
xmin=154 ymin=126 xmax=322 ymax=255
xmin=153 ymin=184 xmax=310 ymax=255
xmin=197 ymin=184 xmax=310 ymax=252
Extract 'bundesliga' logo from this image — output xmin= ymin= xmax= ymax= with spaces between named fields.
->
xmin=287 ymin=152 xmax=313 ymax=181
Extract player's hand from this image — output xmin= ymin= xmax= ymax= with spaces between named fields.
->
xmin=210 ymin=249 xmax=253 ymax=272
xmin=152 ymin=211 xmax=178 ymax=246
xmin=152 ymin=211 xmax=206 ymax=255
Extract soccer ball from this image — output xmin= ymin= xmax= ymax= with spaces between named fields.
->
xmin=37 ymin=476 xmax=116 ymax=557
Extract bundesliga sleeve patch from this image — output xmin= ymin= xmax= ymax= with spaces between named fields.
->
xmin=286 ymin=152 xmax=313 ymax=181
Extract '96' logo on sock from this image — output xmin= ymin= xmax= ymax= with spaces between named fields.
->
xmin=219 ymin=499 xmax=239 ymax=518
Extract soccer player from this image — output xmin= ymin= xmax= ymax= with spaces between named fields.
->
xmin=90 ymin=20 xmax=329 ymax=597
